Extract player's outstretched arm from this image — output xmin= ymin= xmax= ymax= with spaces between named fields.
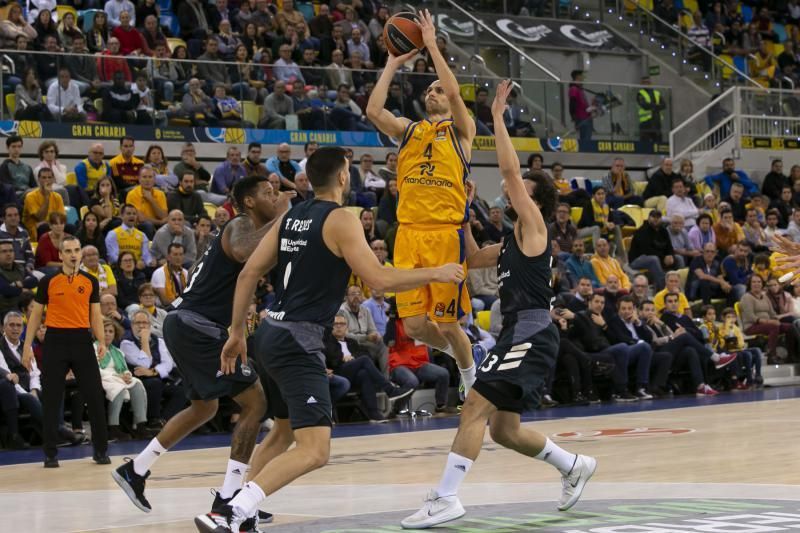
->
xmin=492 ymin=79 xmax=547 ymax=256
xmin=221 ymin=214 xmax=285 ymax=374
xmin=366 ymin=50 xmax=416 ymax=138
xmin=418 ymin=10 xmax=476 ymax=147
xmin=326 ymin=209 xmax=464 ymax=292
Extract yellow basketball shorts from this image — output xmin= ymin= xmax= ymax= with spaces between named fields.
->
xmin=393 ymin=224 xmax=471 ymax=323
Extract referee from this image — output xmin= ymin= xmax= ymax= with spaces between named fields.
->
xmin=23 ymin=235 xmax=109 ymax=468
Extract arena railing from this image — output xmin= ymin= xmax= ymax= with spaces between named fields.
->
xmin=0 ymin=48 xmax=671 ymax=143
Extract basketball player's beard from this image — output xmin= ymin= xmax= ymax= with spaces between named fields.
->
xmin=425 ymin=101 xmax=449 ymax=117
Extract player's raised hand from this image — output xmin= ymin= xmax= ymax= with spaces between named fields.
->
xmin=491 ymin=79 xmax=514 ymax=117
xmin=417 ymin=9 xmax=438 ymax=49
xmin=388 ymin=48 xmax=419 ymax=67
xmin=433 ymin=263 xmax=465 ymax=284
xmin=276 ymin=190 xmax=297 ymax=213
xmin=220 ymin=334 xmax=248 ymax=375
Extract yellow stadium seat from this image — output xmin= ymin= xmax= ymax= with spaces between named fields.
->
xmin=683 ymin=0 xmax=699 ymax=13
xmin=641 ymin=207 xmax=653 ymax=220
xmin=773 ymin=43 xmax=785 ymax=57
xmin=5 ymin=94 xmax=15 ymax=117
xmin=56 ymin=5 xmax=78 ymax=22
xmin=619 ymin=205 xmax=643 ymax=227
xmin=459 ymin=84 xmax=476 ymax=104
xmin=94 ymin=98 xmax=103 ymax=115
xmin=632 ymin=181 xmax=647 ymax=196
xmin=79 ymin=205 xmax=88 ymax=219
xmin=676 ymin=267 xmax=688 ymax=290
xmin=717 ymin=54 xmax=735 ymax=80
xmin=622 ymin=236 xmax=633 ymax=253
xmin=570 ymin=207 xmax=583 ymax=225
xmin=167 ymin=37 xmax=188 ymax=54
xmin=204 ymin=202 xmax=217 ymax=217
xmin=476 ymin=310 xmax=491 ymax=331
xmin=30 ymin=241 xmax=36 ymax=253
xmin=66 ymin=172 xmax=77 ymax=186
xmin=242 ymin=101 xmax=260 ymax=126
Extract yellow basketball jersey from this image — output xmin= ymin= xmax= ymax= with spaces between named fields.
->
xmin=396 ymin=119 xmax=469 ymax=226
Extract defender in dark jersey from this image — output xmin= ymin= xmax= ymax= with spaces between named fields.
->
xmin=194 ymin=147 xmax=464 ymax=533
xmin=113 ymin=176 xmax=290 ymax=528
xmin=402 ymin=81 xmax=597 ymax=530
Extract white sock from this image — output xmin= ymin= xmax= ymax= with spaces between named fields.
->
xmin=710 ymin=353 xmax=721 ymax=362
xmin=459 ymin=364 xmax=476 ymax=391
xmin=534 ymin=438 xmax=577 ymax=475
xmin=133 ymin=438 xmax=167 ymax=476
xmin=229 ymin=481 xmax=266 ymax=517
xmin=219 ymin=459 xmax=248 ymax=499
xmin=436 ymin=452 xmax=473 ymax=497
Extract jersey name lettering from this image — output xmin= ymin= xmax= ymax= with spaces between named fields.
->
xmin=284 ymin=217 xmax=313 ymax=232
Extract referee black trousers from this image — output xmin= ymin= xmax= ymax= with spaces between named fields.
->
xmin=41 ymin=331 xmax=107 ymax=459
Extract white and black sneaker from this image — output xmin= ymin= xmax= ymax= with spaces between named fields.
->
xmin=210 ymin=490 xmax=270 ymax=532
xmin=401 ymin=489 xmax=465 ymax=529
xmin=558 ymin=455 xmax=597 ymax=511
xmin=387 ymin=385 xmax=414 ymax=403
xmin=635 ymin=388 xmax=653 ymax=400
xmin=111 ymin=459 xmax=151 ymax=512
xmin=195 ymin=504 xmax=249 ymax=533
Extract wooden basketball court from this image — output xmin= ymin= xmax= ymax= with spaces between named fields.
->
xmin=2 ymin=392 xmax=799 ymax=532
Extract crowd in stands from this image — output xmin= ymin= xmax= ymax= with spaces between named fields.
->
xmin=0 ymin=0 xmax=521 ymax=134
xmin=2 ymin=131 xmax=800 ymax=447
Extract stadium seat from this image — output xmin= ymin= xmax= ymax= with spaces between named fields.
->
xmin=589 ymin=179 xmax=603 ymax=191
xmin=345 ymin=206 xmax=363 ymax=217
xmin=93 ymin=98 xmax=103 ymax=115
xmin=242 ymin=101 xmax=260 ymax=126
xmin=78 ymin=9 xmax=102 ymax=33
xmin=774 ymin=43 xmax=785 ymax=57
xmin=79 ymin=205 xmax=88 ymax=219
xmin=56 ymin=5 xmax=78 ymax=22
xmin=619 ymin=205 xmax=643 ymax=227
xmin=297 ymin=2 xmax=315 ymax=21
xmin=682 ymin=0 xmax=698 ymax=13
xmin=204 ymin=203 xmax=217 ymax=217
xmin=774 ymin=24 xmax=787 ymax=43
xmin=622 ymin=236 xmax=632 ymax=253
xmin=740 ymin=5 xmax=753 ymax=23
xmin=476 ymin=310 xmax=491 ymax=331
xmin=66 ymin=206 xmax=78 ymax=226
xmin=5 ymin=94 xmax=15 ymax=117
xmin=733 ymin=55 xmax=749 ymax=78
xmin=160 ymin=11 xmax=181 ymax=36
xmin=157 ymin=0 xmax=172 ymax=10
xmin=66 ymin=172 xmax=77 ymax=186
xmin=632 ymin=181 xmax=647 ymax=196
xmin=459 ymin=84 xmax=477 ymax=104
xmin=167 ymin=37 xmax=187 ymax=54
xmin=571 ymin=177 xmax=592 ymax=193
xmin=676 ymin=267 xmax=688 ymax=290
xmin=570 ymin=207 xmax=583 ymax=225
xmin=717 ymin=54 xmax=735 ymax=80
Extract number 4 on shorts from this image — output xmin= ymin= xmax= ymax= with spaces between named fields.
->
xmin=479 ymin=343 xmax=532 ymax=372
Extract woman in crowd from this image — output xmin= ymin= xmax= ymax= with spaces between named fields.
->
xmin=14 ymin=67 xmax=53 ymax=121
xmin=171 ymin=44 xmax=194 ymax=87
xmin=33 ymin=140 xmax=71 ymax=205
xmin=89 ymin=176 xmax=121 ymax=233
xmin=0 ymin=3 xmax=37 ymax=48
xmin=740 ymin=274 xmax=796 ymax=362
xmin=194 ymin=214 xmax=214 ymax=257
xmin=95 ymin=318 xmax=150 ymax=441
xmin=360 ymin=208 xmax=383 ymax=243
xmin=765 ymin=276 xmax=800 ymax=329
xmin=87 ymin=10 xmax=109 ymax=53
xmin=231 ymin=43 xmax=267 ymax=103
xmin=76 ymin=211 xmax=107 ymax=258
xmin=144 ymin=144 xmax=175 ymax=190
xmin=32 ymin=8 xmax=58 ymax=50
xmin=114 ymin=251 xmax=146 ymax=311
xmin=34 ymin=212 xmax=68 ymax=273
xmin=57 ymin=11 xmax=83 ymax=49
xmin=241 ymin=22 xmax=270 ymax=60
xmin=718 ymin=308 xmax=763 ymax=389
xmin=409 ymin=58 xmax=435 ymax=102
xmin=126 ymin=283 xmax=168 ymax=338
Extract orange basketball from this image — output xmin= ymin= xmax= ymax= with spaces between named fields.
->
xmin=383 ymin=13 xmax=424 ymax=56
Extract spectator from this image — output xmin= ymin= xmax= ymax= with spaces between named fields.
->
xmin=173 ymin=144 xmax=214 ymax=206
xmin=87 ymin=9 xmax=110 ymax=53
xmin=326 ymin=49 xmax=353 ymax=91
xmin=113 ymin=251 xmax=146 ymax=310
xmin=111 ymin=10 xmax=145 ymax=56
xmin=377 ymin=176 xmax=397 ymax=228
xmin=103 ymin=70 xmax=143 ymax=124
xmin=331 ymin=84 xmax=375 ymax=132
xmin=309 ymin=1 xmax=333 ymax=38
xmin=151 ymin=211 xmax=196 ymax=266
xmin=105 ymin=204 xmax=154 ymax=268
xmin=0 ymin=136 xmax=35 ymax=196
xmin=23 ymin=168 xmax=65 ymax=241
xmin=720 ymin=242 xmax=752 ymax=302
xmin=213 ymin=19 xmax=241 ymax=61
xmin=74 ymin=143 xmax=111 ymax=194
xmin=653 ymin=270 xmax=691 ymax=316
xmin=324 ymin=313 xmax=411 ymax=423
xmin=211 ymin=147 xmax=246 ymax=198
xmin=549 ymin=203 xmax=577 ymax=256
xmin=88 ymin=176 xmax=121 ymax=233
xmin=242 ymin=143 xmax=268 ymax=178
xmin=630 ymin=274 xmax=652 ymax=307
xmin=260 ymin=80 xmax=294 ymax=130
xmin=139 ymin=15 xmax=165 ymax=55
xmin=295 ymin=21 xmax=321 ymax=53
xmin=362 ymin=288 xmax=390 ymax=337
xmin=565 ymin=240 xmax=600 ymax=289
xmin=742 ymin=208 xmax=769 ymax=252
xmin=194 ymin=214 xmax=214 ymax=256
xmin=603 ymin=158 xmax=641 ymax=208
xmin=0 ymin=241 xmax=37 ymax=318
xmin=713 ymin=208 xmax=745 ymax=256
xmin=94 ymin=317 xmax=149 ymax=441
xmin=97 ymin=37 xmax=133 ymax=83
xmin=298 ymin=142 xmax=319 ymax=172
xmin=125 ymin=166 xmax=167 ymax=236
xmin=340 ymin=285 xmax=389 ymax=374
xmin=274 ymin=44 xmax=305 ymax=84
xmin=0 ymin=3 xmax=37 ymax=48
xmin=772 ymin=186 xmax=793 ymax=228
xmin=737 ymin=275 xmax=797 ymax=362
xmin=276 ymin=0 xmax=309 ymax=35
xmin=31 ymin=9 xmax=58 ymax=51
xmin=197 ymin=38 xmax=231 ymax=94
xmin=131 ymin=73 xmax=156 ymax=124
xmin=121 ymin=309 xmax=185 ymax=426
xmin=299 ymin=47 xmax=324 ymax=87
xmin=644 ymin=158 xmax=679 ymax=213
xmin=715 ymin=308 xmax=763 ymax=388
xmin=14 ymin=66 xmax=53 ymax=122
xmin=151 ymin=42 xmax=180 ymax=103
xmin=105 ymin=0 xmax=136 ymax=28
xmin=211 ymin=85 xmax=248 ymax=126
xmin=265 ymin=143 xmax=302 ymax=190
xmin=688 ymin=213 xmax=716 ymax=251
xmin=706 ymin=158 xmax=758 ymax=199
xmin=666 ymin=179 xmax=699 ymax=227
xmin=33 ymin=212 xmax=67 ymax=271
xmin=578 ymin=187 xmax=624 ymax=259
xmin=0 ymin=205 xmax=35 ymax=275
xmin=667 ymin=215 xmax=698 ymax=269
xmin=379 ymin=152 xmax=398 ymax=183
xmin=766 ymin=276 xmax=800 ymax=328
xmin=677 ymin=158 xmax=702 ymax=199
xmin=31 ymin=142 xmax=66 ymax=205
xmin=35 ymin=34 xmax=59 ymax=86
xmin=291 ymin=172 xmax=315 ymax=205
xmin=484 ymin=206 xmax=509 ymax=243
xmin=640 ymin=299 xmax=720 ymax=396
xmin=214 ymin=207 xmax=231 ymax=227
xmin=109 ymin=136 xmax=144 ymax=194
xmin=725 ymin=182 xmax=748 ymax=222
xmin=359 ymin=154 xmax=385 ymax=197
xmin=590 ymin=238 xmax=631 ymax=290
xmin=762 ymin=159 xmax=789 ymax=204
xmin=687 ymin=242 xmax=731 ymax=304
xmin=568 ymin=69 xmax=593 ymax=141
xmin=63 ymin=35 xmax=103 ymax=97
xmin=76 ymin=213 xmax=106 ymax=256
xmin=763 ymin=209 xmax=784 ymax=245
xmin=629 ymin=209 xmax=674 ymax=290
xmin=167 ymin=173 xmax=205 ymax=226
xmin=46 ymin=67 xmax=85 ymax=122
xmin=150 ymin=243 xmax=187 ymax=307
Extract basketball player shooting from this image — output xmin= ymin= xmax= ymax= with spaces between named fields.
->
xmin=401 ymin=80 xmax=597 ymax=529
xmin=367 ymin=10 xmax=481 ymax=397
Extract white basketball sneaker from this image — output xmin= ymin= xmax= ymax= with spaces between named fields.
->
xmin=401 ymin=489 xmax=466 ymax=529
xmin=557 ymin=454 xmax=597 ymax=511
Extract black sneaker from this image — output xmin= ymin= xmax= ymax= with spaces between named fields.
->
xmin=93 ymin=453 xmax=111 ymax=465
xmin=612 ymin=392 xmax=638 ymax=402
xmin=386 ymin=385 xmax=414 ymax=403
xmin=112 ymin=459 xmax=152 ymax=512
xmin=8 ymin=433 xmax=29 ymax=450
xmin=588 ymin=392 xmax=601 ymax=404
xmin=195 ymin=504 xmax=248 ymax=533
xmin=43 ymin=456 xmax=59 ymax=468
xmin=257 ymin=510 xmax=274 ymax=524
